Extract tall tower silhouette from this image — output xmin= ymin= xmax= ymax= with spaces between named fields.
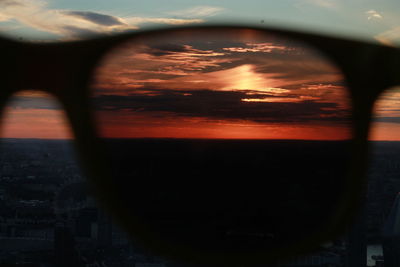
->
xmin=382 ymin=193 xmax=400 ymax=267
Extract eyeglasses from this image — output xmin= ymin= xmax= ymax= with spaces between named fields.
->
xmin=1 ymin=24 xmax=399 ymax=266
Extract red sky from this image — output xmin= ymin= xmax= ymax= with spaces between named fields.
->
xmin=1 ymin=91 xmax=73 ymax=139
xmin=1 ymin=29 xmax=396 ymax=141
xmin=91 ymin=29 xmax=351 ymax=140
xmin=369 ymin=88 xmax=400 ymax=141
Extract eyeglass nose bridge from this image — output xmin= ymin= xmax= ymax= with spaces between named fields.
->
xmin=9 ymin=45 xmax=73 ymax=96
xmin=365 ymin=46 xmax=400 ymax=94
xmin=387 ymin=50 xmax=400 ymax=88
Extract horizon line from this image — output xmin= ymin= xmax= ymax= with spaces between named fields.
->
xmin=0 ymin=137 xmax=399 ymax=142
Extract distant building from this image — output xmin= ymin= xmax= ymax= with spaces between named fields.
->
xmin=75 ymin=207 xmax=97 ymax=238
xmin=281 ymin=251 xmax=341 ymax=266
xmin=54 ymin=220 xmax=83 ymax=267
xmin=135 ymin=263 xmax=166 ymax=267
xmin=382 ymin=192 xmax=400 ymax=267
xmin=0 ymin=188 xmax=5 ymax=200
xmin=345 ymin=207 xmax=367 ymax=267
xmin=97 ymin=208 xmax=113 ymax=248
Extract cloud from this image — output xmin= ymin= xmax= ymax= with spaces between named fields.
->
xmin=6 ymin=95 xmax=60 ymax=110
xmin=167 ymin=6 xmax=224 ymax=18
xmin=0 ymin=13 xmax=11 ymax=22
xmin=0 ymin=0 xmax=24 ymax=7
xmin=374 ymin=26 xmax=400 ymax=46
xmin=60 ymin=25 xmax=102 ymax=38
xmin=223 ymin=42 xmax=291 ymax=53
xmin=95 ymin=43 xmax=232 ymax=89
xmin=372 ymin=88 xmax=400 ymax=123
xmin=366 ymin=9 xmax=383 ymax=21
xmin=93 ymin=88 xmax=349 ymax=124
xmin=91 ymin=32 xmax=350 ymax=127
xmin=62 ymin=11 xmax=126 ymax=26
xmin=123 ymin=17 xmax=203 ymax=26
xmin=126 ymin=42 xmax=340 ymax=91
xmin=0 ymin=0 xmax=203 ymax=39
xmin=296 ymin=0 xmax=337 ymax=9
xmin=0 ymin=0 xmax=134 ymax=38
xmin=93 ymin=39 xmax=347 ymax=113
xmin=373 ymin=117 xmax=400 ymax=124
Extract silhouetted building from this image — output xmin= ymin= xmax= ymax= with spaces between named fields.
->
xmin=75 ymin=207 xmax=97 ymax=238
xmin=345 ymin=207 xmax=367 ymax=267
xmin=382 ymin=193 xmax=400 ymax=267
xmin=281 ymin=251 xmax=341 ymax=266
xmin=375 ymin=259 xmax=384 ymax=267
xmin=54 ymin=221 xmax=83 ymax=267
xmin=97 ymin=208 xmax=113 ymax=247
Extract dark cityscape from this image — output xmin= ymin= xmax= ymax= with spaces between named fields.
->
xmin=0 ymin=138 xmax=400 ymax=266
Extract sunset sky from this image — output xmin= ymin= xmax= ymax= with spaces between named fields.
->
xmin=91 ymin=29 xmax=351 ymax=140
xmin=0 ymin=0 xmax=400 ymax=140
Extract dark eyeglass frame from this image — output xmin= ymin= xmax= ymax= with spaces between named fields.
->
xmin=1 ymin=24 xmax=400 ymax=265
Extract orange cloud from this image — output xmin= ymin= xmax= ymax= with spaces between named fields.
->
xmin=91 ymin=31 xmax=351 ymax=141
xmin=223 ymin=42 xmax=291 ymax=53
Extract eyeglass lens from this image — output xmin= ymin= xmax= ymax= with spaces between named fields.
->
xmin=90 ymin=28 xmax=353 ymax=252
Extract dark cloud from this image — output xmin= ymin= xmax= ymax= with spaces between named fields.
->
xmin=283 ymin=81 xmax=345 ymax=90
xmin=374 ymin=117 xmax=400 ymax=124
xmin=62 ymin=25 xmax=100 ymax=38
xmin=94 ymin=38 xmax=348 ymax=124
xmin=93 ymin=89 xmax=350 ymax=124
xmin=146 ymin=44 xmax=189 ymax=56
xmin=9 ymin=96 xmax=61 ymax=110
xmin=1 ymin=0 xmax=24 ymax=7
xmin=62 ymin=11 xmax=125 ymax=26
xmin=138 ymin=40 xmax=342 ymax=82
xmin=118 ymin=71 xmax=183 ymax=82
